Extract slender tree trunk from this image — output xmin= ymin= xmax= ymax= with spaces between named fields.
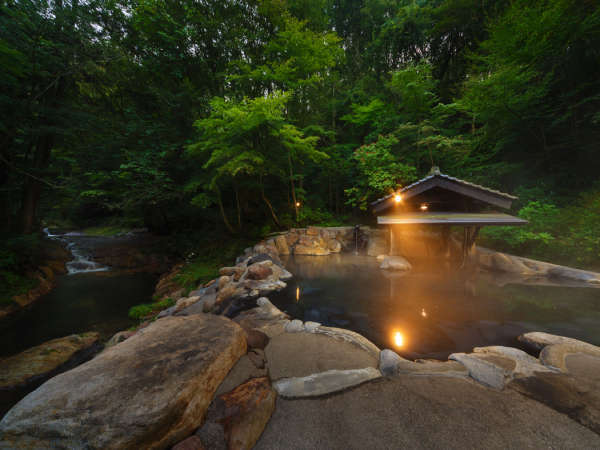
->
xmin=260 ymin=175 xmax=281 ymax=229
xmin=20 ymin=133 xmax=53 ymax=233
xmin=288 ymin=151 xmax=298 ymax=222
xmin=234 ymin=181 xmax=242 ymax=230
xmin=216 ymin=186 xmax=235 ymax=234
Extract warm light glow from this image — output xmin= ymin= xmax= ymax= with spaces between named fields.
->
xmin=393 ymin=331 xmax=404 ymax=347
xmin=420 ymin=204 xmax=428 ymax=211
xmin=421 ymin=308 xmax=427 ymax=318
xmin=394 ymin=194 xmax=402 ymax=203
xmin=296 ymin=286 xmax=300 ymax=302
xmin=295 ymin=201 xmax=301 ymax=207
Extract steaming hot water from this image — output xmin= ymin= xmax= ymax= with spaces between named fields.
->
xmin=270 ymin=254 xmax=600 ymax=360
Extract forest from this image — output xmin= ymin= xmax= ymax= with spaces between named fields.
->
xmin=2 ymin=0 xmax=600 ymax=297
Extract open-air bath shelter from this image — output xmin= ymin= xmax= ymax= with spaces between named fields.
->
xmin=370 ymin=167 xmax=528 ymax=263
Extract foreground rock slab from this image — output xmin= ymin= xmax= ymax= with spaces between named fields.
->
xmin=0 ymin=315 xmax=246 ymax=449
xmin=256 ymin=376 xmax=600 ymax=449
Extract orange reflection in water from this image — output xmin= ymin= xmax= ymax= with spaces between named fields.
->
xmin=296 ymin=286 xmax=300 ymax=302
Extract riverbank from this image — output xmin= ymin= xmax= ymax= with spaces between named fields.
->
xmin=0 ymin=236 xmax=70 ymax=320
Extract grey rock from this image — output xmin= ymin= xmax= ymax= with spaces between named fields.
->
xmin=379 ymin=255 xmax=412 ymax=271
xmin=379 ymin=349 xmax=403 ymax=376
xmin=216 ymin=355 xmax=267 ymax=396
xmin=273 ymin=367 xmax=381 ymax=398
xmin=188 ymin=287 xmax=207 ymax=297
xmin=285 ymin=319 xmax=305 ymax=333
xmin=196 ymin=422 xmax=227 ymax=450
xmin=314 ymin=326 xmax=381 ymax=359
xmin=547 ymin=266 xmax=600 ymax=283
xmin=304 ymin=321 xmax=321 ymax=332
xmin=449 ymin=352 xmax=513 ymax=389
xmin=156 ymin=305 xmax=176 ymax=318
xmin=519 ymin=331 xmax=600 ymax=353
xmin=248 ymin=349 xmax=266 ymax=369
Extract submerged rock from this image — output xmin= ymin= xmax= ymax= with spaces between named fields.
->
xmin=0 ymin=332 xmax=100 ymax=391
xmin=379 ymin=255 xmax=412 ymax=271
xmin=0 ymin=315 xmax=246 ymax=449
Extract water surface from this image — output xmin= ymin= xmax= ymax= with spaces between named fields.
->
xmin=270 ymin=254 xmax=600 ymax=359
xmin=0 ymin=272 xmax=156 ymax=357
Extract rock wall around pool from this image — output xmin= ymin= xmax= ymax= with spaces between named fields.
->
xmin=236 ymin=226 xmax=600 ymax=285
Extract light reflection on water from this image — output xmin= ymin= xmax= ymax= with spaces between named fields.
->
xmin=270 ymin=254 xmax=600 ymax=359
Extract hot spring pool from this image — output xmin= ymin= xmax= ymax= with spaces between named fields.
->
xmin=270 ymin=254 xmax=600 ymax=360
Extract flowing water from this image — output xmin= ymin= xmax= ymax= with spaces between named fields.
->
xmin=270 ymin=254 xmax=600 ymax=360
xmin=0 ymin=231 xmax=157 ymax=358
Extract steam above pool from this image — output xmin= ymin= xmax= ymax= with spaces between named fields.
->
xmin=270 ymin=253 xmax=600 ymax=360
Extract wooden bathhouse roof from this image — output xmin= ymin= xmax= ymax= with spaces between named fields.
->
xmin=371 ymin=168 xmax=527 ymax=227
xmin=371 ymin=168 xmax=517 ymax=213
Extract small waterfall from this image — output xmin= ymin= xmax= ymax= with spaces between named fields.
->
xmin=44 ymin=228 xmax=110 ymax=275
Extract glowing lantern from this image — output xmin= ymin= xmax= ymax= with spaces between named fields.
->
xmin=421 ymin=308 xmax=427 ymax=318
xmin=393 ymin=331 xmax=404 ymax=347
xmin=394 ymin=194 xmax=402 ymax=203
xmin=295 ymin=201 xmax=301 ymax=207
xmin=420 ymin=204 xmax=428 ymax=211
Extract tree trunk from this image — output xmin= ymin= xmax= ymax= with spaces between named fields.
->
xmin=260 ymin=176 xmax=281 ymax=229
xmin=234 ymin=181 xmax=242 ymax=230
xmin=216 ymin=186 xmax=236 ymax=234
xmin=288 ymin=151 xmax=298 ymax=222
xmin=20 ymin=133 xmax=53 ymax=233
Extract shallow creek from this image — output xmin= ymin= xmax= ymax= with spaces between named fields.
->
xmin=0 ymin=231 xmax=157 ymax=358
xmin=271 ymin=254 xmax=600 ymax=360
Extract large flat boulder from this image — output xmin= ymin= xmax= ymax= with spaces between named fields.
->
xmin=0 ymin=315 xmax=246 ymax=449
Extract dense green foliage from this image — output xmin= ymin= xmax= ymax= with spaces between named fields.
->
xmin=2 ymin=0 xmax=600 ymax=268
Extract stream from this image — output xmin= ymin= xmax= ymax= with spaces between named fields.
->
xmin=0 ymin=230 xmax=158 ymax=358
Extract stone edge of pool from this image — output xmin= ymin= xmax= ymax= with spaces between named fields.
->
xmin=1 ymin=225 xmax=600 ymax=448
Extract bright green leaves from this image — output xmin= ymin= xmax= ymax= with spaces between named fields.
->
xmin=345 ymin=134 xmax=417 ymax=210
xmin=187 ymin=91 xmax=325 ymax=215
